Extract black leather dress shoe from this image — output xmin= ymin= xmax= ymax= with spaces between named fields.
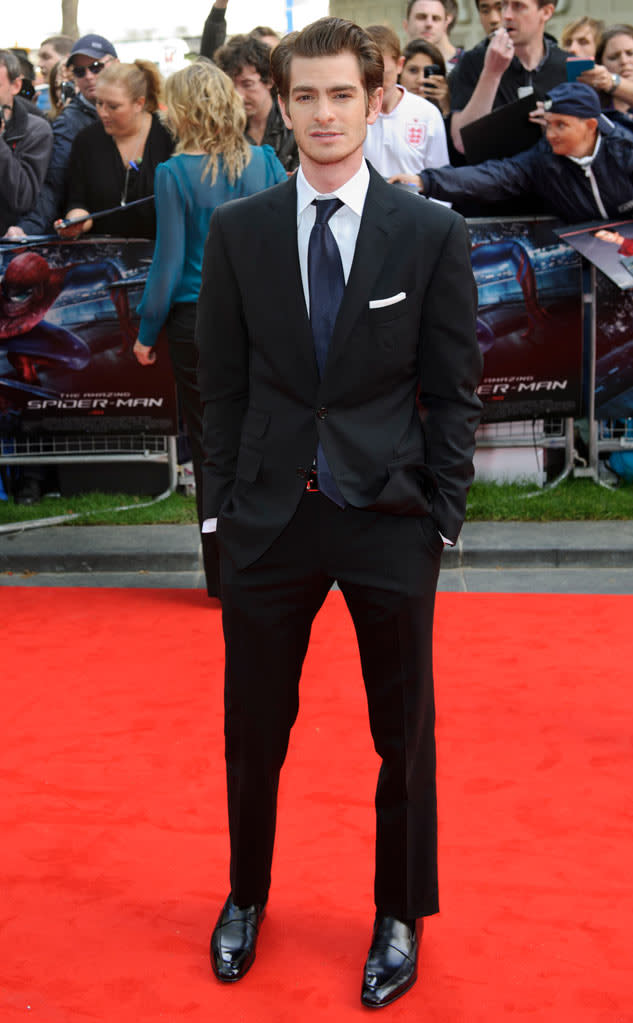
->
xmin=210 ymin=894 xmax=266 ymax=982
xmin=361 ymin=915 xmax=421 ymax=1008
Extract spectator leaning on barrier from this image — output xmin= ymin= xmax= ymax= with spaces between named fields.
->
xmin=6 ymin=34 xmax=118 ymax=238
xmin=0 ymin=49 xmax=53 ymax=236
xmin=363 ymin=25 xmax=449 ymax=177
xmin=215 ymin=33 xmax=298 ymax=172
xmin=449 ymin=0 xmax=567 ymax=155
xmin=404 ymin=0 xmax=463 ymax=69
xmin=55 ymin=60 xmax=173 ymax=241
xmin=391 ymin=82 xmax=633 ymax=223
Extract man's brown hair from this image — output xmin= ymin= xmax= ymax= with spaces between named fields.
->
xmin=365 ymin=25 xmax=402 ymax=63
xmin=270 ymin=17 xmax=384 ymax=105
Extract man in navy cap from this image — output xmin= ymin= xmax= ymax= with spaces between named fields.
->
xmin=390 ymin=82 xmax=633 ymax=222
xmin=6 ymin=34 xmax=118 ymax=238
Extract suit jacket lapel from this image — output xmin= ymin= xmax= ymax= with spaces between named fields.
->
xmin=326 ymin=167 xmax=397 ymax=373
xmin=261 ymin=175 xmax=319 ymax=381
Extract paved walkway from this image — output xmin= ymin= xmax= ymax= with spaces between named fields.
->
xmin=1 ymin=521 xmax=632 ymax=593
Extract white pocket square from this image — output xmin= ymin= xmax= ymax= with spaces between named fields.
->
xmin=369 ymin=292 xmax=406 ymax=310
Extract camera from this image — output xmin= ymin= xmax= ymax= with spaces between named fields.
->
xmin=424 ymin=64 xmax=442 ymax=78
xmin=19 ymin=78 xmax=36 ymax=102
xmin=60 ymin=80 xmax=76 ymax=102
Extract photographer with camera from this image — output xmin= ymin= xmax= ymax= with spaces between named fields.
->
xmin=5 ymin=34 xmax=118 ymax=239
xmin=0 ymin=49 xmax=52 ymax=236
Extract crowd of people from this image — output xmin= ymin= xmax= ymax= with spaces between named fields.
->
xmin=2 ymin=2 xmax=632 ymax=237
xmin=1 ymin=1 xmax=633 ymax=521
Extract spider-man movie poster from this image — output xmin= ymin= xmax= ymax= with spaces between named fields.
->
xmin=469 ymin=218 xmax=583 ymax=423
xmin=0 ymin=239 xmax=177 ymax=435
xmin=554 ymin=220 xmax=633 ymax=419
xmin=594 ymin=272 xmax=633 ymax=418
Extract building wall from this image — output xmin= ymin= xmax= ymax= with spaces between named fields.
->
xmin=329 ymin=0 xmax=633 ymax=50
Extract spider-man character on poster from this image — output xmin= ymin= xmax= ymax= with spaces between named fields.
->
xmin=0 ymin=239 xmax=177 ymax=435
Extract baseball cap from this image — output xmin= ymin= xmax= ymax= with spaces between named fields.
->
xmin=68 ymin=34 xmax=118 ymax=64
xmin=544 ymin=82 xmax=601 ymax=120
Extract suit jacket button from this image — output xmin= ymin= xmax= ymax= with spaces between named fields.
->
xmin=316 ymin=406 xmax=328 ymax=420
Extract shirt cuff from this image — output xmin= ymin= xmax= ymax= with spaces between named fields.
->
xmin=202 ymin=517 xmax=217 ymax=533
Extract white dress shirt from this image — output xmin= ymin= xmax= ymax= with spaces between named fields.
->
xmin=296 ymin=159 xmax=369 ymax=312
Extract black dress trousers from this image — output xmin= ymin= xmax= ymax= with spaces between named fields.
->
xmin=218 ymin=489 xmax=443 ymax=920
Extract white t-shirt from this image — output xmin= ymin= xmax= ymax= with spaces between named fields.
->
xmin=363 ymin=86 xmax=449 ymax=178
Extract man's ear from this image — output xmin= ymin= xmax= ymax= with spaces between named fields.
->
xmin=397 ymin=55 xmax=406 ymax=75
xmin=367 ymin=87 xmax=384 ymax=125
xmin=11 ymin=75 xmax=23 ymax=98
xmin=540 ymin=3 xmax=555 ymax=24
xmin=278 ymin=94 xmax=293 ymax=130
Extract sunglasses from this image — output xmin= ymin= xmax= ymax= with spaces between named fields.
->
xmin=72 ymin=60 xmax=106 ymax=78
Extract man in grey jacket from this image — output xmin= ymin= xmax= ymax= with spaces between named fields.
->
xmin=6 ymin=34 xmax=117 ymax=238
xmin=0 ymin=49 xmax=52 ymax=235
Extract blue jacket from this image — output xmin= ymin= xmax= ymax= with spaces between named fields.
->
xmin=18 ymin=94 xmax=98 ymax=235
xmin=421 ymin=118 xmax=633 ymax=223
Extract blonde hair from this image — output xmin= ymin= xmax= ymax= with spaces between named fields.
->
xmin=98 ymin=59 xmax=163 ymax=114
xmin=164 ymin=59 xmax=251 ymax=185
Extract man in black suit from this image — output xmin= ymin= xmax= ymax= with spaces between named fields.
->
xmin=197 ymin=17 xmax=482 ymax=1009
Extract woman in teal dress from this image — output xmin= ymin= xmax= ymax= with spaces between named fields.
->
xmin=134 ymin=59 xmax=286 ymax=597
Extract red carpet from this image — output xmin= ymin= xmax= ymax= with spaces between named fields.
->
xmin=2 ymin=589 xmax=632 ymax=1022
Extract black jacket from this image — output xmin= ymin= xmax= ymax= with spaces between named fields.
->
xmin=65 ymin=114 xmax=174 ymax=238
xmin=196 ymin=165 xmax=482 ymax=566
xmin=421 ymin=119 xmax=633 ymax=222
xmin=246 ymin=100 xmax=298 ymax=174
xmin=0 ymin=96 xmax=53 ymax=234
xmin=19 ymin=94 xmax=98 ymax=235
xmin=448 ymin=37 xmax=568 ymax=114
xmin=200 ymin=5 xmax=227 ymax=61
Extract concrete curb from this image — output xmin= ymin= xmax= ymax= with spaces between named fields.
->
xmin=2 ymin=521 xmax=632 ymax=576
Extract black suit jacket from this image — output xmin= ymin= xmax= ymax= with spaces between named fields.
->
xmin=196 ymin=164 xmax=482 ymax=569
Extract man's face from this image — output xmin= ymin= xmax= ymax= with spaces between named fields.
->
xmin=279 ymin=52 xmax=382 ymax=174
xmin=477 ymin=0 xmax=503 ymax=36
xmin=565 ymin=27 xmax=597 ymax=59
xmin=37 ymin=45 xmax=62 ymax=78
xmin=544 ymin=112 xmax=596 ymax=157
xmin=69 ymin=53 xmax=114 ymax=102
xmin=403 ymin=1 xmax=451 ymax=46
xmin=502 ymin=0 xmax=554 ymax=50
xmin=0 ymin=64 xmax=21 ymax=118
xmin=232 ymin=63 xmax=273 ymax=120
